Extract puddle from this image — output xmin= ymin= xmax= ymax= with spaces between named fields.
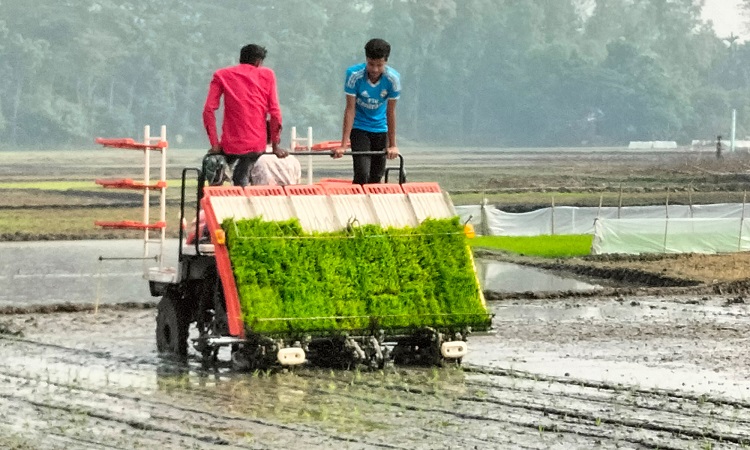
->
xmin=476 ymin=259 xmax=603 ymax=293
xmin=493 ymin=298 xmax=750 ymax=324
xmin=0 ymin=240 xmax=178 ymax=306
xmin=0 ymin=242 xmax=612 ymax=308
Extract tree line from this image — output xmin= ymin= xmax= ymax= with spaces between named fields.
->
xmin=0 ymin=0 xmax=748 ymax=149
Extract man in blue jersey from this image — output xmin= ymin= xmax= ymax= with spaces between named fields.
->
xmin=333 ymin=38 xmax=401 ymax=184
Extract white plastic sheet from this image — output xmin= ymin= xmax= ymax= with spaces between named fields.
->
xmin=454 ymin=203 xmax=750 ymax=236
xmin=591 ymin=218 xmax=750 ymax=254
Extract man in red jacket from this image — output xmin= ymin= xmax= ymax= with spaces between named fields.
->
xmin=203 ymin=44 xmax=287 ymax=187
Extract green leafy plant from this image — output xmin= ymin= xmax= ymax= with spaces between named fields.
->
xmin=224 ymin=216 xmax=491 ymax=334
xmin=470 ymin=234 xmax=593 ymax=258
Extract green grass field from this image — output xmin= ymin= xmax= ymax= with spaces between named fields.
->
xmin=0 ymin=206 xmax=176 ymax=239
xmin=469 ymin=234 xmax=593 ymax=258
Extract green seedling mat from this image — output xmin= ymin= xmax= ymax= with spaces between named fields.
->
xmin=223 ymin=216 xmax=491 ymax=335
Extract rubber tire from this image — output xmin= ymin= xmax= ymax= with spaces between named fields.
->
xmin=156 ymin=291 xmax=189 ymax=357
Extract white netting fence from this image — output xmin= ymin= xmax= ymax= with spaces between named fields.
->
xmin=455 ymin=203 xmax=750 ymax=255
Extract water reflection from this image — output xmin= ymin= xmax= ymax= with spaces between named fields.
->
xmin=155 ymin=362 xmax=469 ymax=431
xmin=0 ymin=239 xmax=178 ymax=306
xmin=475 ymin=259 xmax=602 ymax=293
xmin=0 ymin=241 xmax=606 ymax=307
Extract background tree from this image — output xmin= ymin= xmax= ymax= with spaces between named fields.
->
xmin=0 ymin=0 xmax=746 ymax=149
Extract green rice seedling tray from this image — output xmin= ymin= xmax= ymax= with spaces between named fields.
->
xmin=223 ymin=216 xmax=491 ymax=335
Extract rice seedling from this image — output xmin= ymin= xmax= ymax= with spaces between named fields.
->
xmin=470 ymin=234 xmax=593 ymax=258
xmin=225 ymin=217 xmax=490 ymax=333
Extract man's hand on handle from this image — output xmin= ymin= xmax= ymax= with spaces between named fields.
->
xmin=333 ymin=146 xmax=394 ymax=159
xmin=208 ymin=145 xmax=222 ymax=154
xmin=272 ymin=143 xmax=288 ymax=158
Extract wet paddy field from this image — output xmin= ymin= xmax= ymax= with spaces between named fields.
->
xmin=5 ymin=146 xmax=750 ymax=448
xmin=2 ymin=241 xmax=750 ymax=448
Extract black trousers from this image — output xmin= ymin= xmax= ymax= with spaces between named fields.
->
xmin=224 ymin=152 xmax=262 ymax=187
xmin=350 ymin=128 xmax=387 ymax=185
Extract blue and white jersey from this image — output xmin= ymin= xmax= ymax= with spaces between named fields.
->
xmin=344 ymin=63 xmax=401 ymax=133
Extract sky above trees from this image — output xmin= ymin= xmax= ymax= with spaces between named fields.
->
xmin=703 ymin=0 xmax=745 ymax=39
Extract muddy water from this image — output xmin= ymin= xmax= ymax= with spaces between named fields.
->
xmin=2 ymin=295 xmax=750 ymax=448
xmin=0 ymin=240 xmax=178 ymax=306
xmin=476 ymin=258 xmax=603 ymax=293
xmin=0 ymin=242 xmax=601 ymax=309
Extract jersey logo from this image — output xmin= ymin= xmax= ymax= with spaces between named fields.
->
xmin=361 ymin=91 xmax=370 ymax=98
xmin=380 ymin=89 xmax=388 ymax=98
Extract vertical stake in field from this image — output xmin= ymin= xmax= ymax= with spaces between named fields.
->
xmin=95 ymin=258 xmax=102 ymax=315
xmin=550 ymin=195 xmax=556 ymax=235
xmin=739 ymin=191 xmax=747 ymax=251
xmin=663 ymin=188 xmax=671 ymax=253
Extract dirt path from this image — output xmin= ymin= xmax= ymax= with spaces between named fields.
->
xmin=2 ymin=295 xmax=749 ymax=449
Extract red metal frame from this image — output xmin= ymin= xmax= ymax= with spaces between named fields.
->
xmin=363 ymin=183 xmax=404 ymax=195
xmin=95 ymin=220 xmax=166 ymax=230
xmin=201 ymin=185 xmax=293 ymax=337
xmin=244 ymin=185 xmax=285 ymax=197
xmin=95 ymin=178 xmax=167 ymax=190
xmin=95 ymin=137 xmax=167 ymax=150
xmin=320 ymin=183 xmax=365 ymax=195
xmin=200 ymin=194 xmax=245 ymax=338
xmin=401 ymin=182 xmax=442 ymax=194
xmin=203 ymin=186 xmax=244 ymax=197
xmin=293 ymin=140 xmax=350 ymax=151
xmin=318 ymin=178 xmax=352 ymax=185
xmin=283 ymin=184 xmax=325 ymax=196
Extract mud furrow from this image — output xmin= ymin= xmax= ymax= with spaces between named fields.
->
xmin=465 ymin=377 xmax=750 ymax=430
xmin=0 ymin=370 xmax=409 ymax=450
xmin=461 ymin=373 xmax=750 ymax=446
xmin=314 ymin=369 xmax=750 ymax=429
xmin=288 ymin=372 xmax=694 ymax=449
xmin=460 ymin=393 xmax=750 ymax=446
xmin=202 ymin=371 xmax=546 ymax=448
xmin=291 ymin=370 xmax=749 ymax=449
xmin=0 ymin=334 xmax=152 ymax=366
xmin=464 ymin=365 xmax=750 ymax=409
xmin=0 ymin=397 xmax=155 ymax=450
xmin=160 ymin=383 xmax=495 ymax=449
xmin=0 ymin=417 xmax=115 ymax=450
xmin=324 ymin=386 xmax=696 ymax=450
xmin=43 ymin=431 xmax=128 ymax=450
xmin=0 ymin=392 xmax=243 ymax=449
xmin=3 ymin=301 xmax=750 ymax=449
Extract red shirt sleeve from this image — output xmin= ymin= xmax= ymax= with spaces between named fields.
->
xmin=202 ymin=73 xmax=223 ymax=148
xmin=266 ymin=71 xmax=282 ymax=144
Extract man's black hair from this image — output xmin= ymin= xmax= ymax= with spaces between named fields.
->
xmin=365 ymin=38 xmax=391 ymax=60
xmin=240 ymin=44 xmax=267 ymax=65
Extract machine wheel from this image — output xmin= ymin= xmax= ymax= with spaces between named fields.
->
xmin=156 ymin=290 xmax=190 ymax=358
